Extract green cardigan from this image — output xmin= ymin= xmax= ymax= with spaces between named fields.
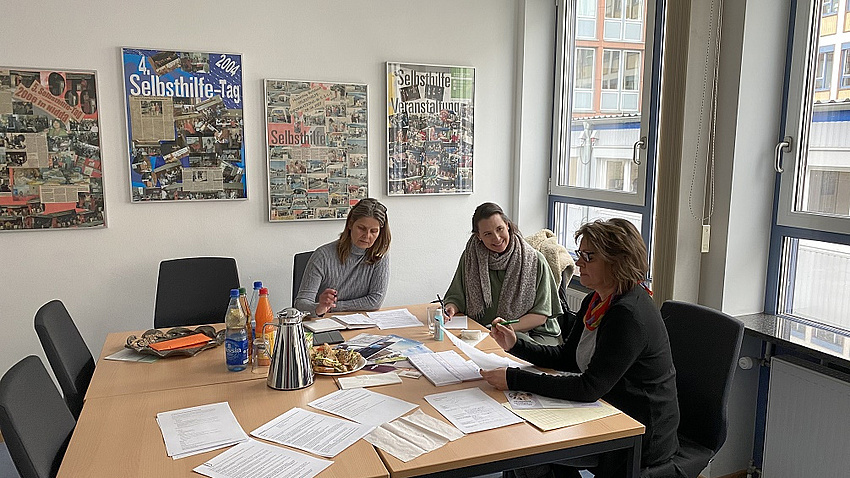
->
xmin=443 ymin=249 xmax=562 ymax=337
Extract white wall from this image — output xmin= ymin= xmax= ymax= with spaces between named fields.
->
xmin=1 ymin=0 xmax=554 ymax=374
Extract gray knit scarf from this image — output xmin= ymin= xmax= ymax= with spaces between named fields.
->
xmin=463 ymin=232 xmax=538 ymax=321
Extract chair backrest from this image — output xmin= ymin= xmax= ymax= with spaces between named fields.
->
xmin=292 ymin=251 xmax=314 ymax=306
xmin=661 ymin=300 xmax=744 ymax=453
xmin=154 ymin=257 xmax=240 ymax=328
xmin=34 ymin=300 xmax=94 ymax=420
xmin=0 ymin=355 xmax=76 ymax=478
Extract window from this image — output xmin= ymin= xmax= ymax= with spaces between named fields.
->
xmin=604 ymin=0 xmax=643 ymax=42
xmin=550 ymin=0 xmax=658 ymax=263
xmin=576 ymin=0 xmax=597 ymax=39
xmin=770 ymin=0 xmax=850 ymax=332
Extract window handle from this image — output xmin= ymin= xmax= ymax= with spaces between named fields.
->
xmin=774 ymin=137 xmax=792 ymax=173
xmin=632 ymin=137 xmax=646 ymax=165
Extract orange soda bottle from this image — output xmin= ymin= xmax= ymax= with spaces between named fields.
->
xmin=254 ymin=287 xmax=274 ymax=366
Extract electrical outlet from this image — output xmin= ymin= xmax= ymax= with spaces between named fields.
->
xmin=701 ymin=224 xmax=711 ymax=253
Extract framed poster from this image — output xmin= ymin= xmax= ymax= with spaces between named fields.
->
xmin=386 ymin=62 xmax=474 ymax=196
xmin=265 ymin=79 xmax=368 ymax=221
xmin=0 ymin=67 xmax=105 ymax=231
xmin=122 ymin=48 xmax=246 ymax=201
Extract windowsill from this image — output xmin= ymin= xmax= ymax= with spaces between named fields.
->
xmin=737 ymin=312 xmax=850 ymax=372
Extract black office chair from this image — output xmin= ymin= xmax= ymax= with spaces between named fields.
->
xmin=557 ymin=268 xmax=578 ymax=337
xmin=0 ymin=355 xmax=76 ymax=478
xmin=641 ymin=301 xmax=745 ymax=478
xmin=154 ymin=257 xmax=240 ymax=328
xmin=34 ymin=299 xmax=94 ymax=420
xmin=292 ymin=250 xmax=314 ymax=306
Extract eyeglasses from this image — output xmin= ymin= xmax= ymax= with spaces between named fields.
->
xmin=574 ymin=249 xmax=596 ymax=262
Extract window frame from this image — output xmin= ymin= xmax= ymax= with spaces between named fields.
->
xmin=766 ymin=0 xmax=850 ymax=316
xmin=548 ymin=0 xmax=663 ymax=248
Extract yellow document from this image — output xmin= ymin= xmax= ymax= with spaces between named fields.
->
xmin=503 ymin=401 xmax=621 ymax=432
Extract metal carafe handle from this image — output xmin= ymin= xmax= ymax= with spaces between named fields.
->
xmin=265 ymin=308 xmax=314 ymax=390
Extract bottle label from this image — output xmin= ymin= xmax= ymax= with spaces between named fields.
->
xmin=225 ymin=336 xmax=248 ymax=366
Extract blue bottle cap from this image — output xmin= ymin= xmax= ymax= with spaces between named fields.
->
xmin=230 ymin=289 xmax=240 ymax=297
xmin=253 ymin=281 xmax=263 ymax=289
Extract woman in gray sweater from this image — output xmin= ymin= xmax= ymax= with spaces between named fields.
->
xmin=295 ymin=198 xmax=391 ymax=316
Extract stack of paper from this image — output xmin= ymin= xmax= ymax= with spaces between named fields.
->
xmin=407 ymin=350 xmax=482 ymax=386
xmin=156 ymin=402 xmax=248 ymax=459
xmin=308 ymin=388 xmax=417 ymax=427
xmin=333 ymin=313 xmax=378 ymax=329
xmin=193 ymin=439 xmax=333 ymax=478
xmin=367 ymin=308 xmax=423 ymax=329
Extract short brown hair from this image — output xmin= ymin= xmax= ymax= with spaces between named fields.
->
xmin=338 ymin=198 xmax=391 ymax=264
xmin=575 ymin=218 xmax=647 ymax=295
xmin=471 ymin=202 xmax=520 ymax=236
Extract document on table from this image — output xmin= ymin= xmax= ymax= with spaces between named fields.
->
xmin=308 ymin=387 xmax=417 ymax=427
xmin=424 ymin=388 xmax=523 ymax=434
xmin=303 ymin=318 xmax=347 ymax=333
xmin=442 ymin=314 xmax=468 ymax=329
xmin=156 ymin=402 xmax=248 ymax=459
xmin=364 ymin=409 xmax=464 ymax=462
xmin=193 ymin=438 xmax=333 ymax=478
xmin=332 ymin=313 xmax=377 ymax=328
xmin=367 ymin=308 xmax=423 ymax=329
xmin=504 ymin=391 xmax=604 ymax=410
xmin=250 ymin=407 xmax=373 ymax=458
xmin=337 ymin=371 xmax=403 ymax=389
xmin=104 ymin=348 xmax=158 ymax=363
xmin=407 ymin=351 xmax=481 ymax=386
xmin=443 ymin=326 xmax=530 ymax=370
xmin=503 ymin=401 xmax=621 ymax=431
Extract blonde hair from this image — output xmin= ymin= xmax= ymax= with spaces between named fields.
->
xmin=337 ymin=198 xmax=391 ymax=265
xmin=575 ymin=218 xmax=648 ymax=295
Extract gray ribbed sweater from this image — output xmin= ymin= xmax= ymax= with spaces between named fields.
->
xmin=294 ymin=240 xmax=390 ymax=316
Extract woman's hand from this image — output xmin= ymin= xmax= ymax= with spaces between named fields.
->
xmin=444 ymin=303 xmax=459 ymax=320
xmin=479 ymin=367 xmax=509 ymax=390
xmin=316 ymin=288 xmax=338 ymax=315
xmin=489 ymin=318 xmax=518 ymax=351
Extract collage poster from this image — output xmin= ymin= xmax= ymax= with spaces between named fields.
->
xmin=0 ymin=67 xmax=105 ymax=231
xmin=122 ymin=48 xmax=246 ymax=201
xmin=265 ymin=80 xmax=368 ymax=221
xmin=386 ymin=62 xmax=474 ymax=196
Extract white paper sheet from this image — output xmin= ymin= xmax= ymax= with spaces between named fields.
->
xmin=442 ymin=315 xmax=468 ymax=329
xmin=308 ymin=388 xmax=417 ymax=427
xmin=104 ymin=348 xmax=158 ymax=363
xmin=337 ymin=372 xmax=403 ymax=389
xmin=504 ymin=391 xmax=604 ymax=410
xmin=366 ymin=309 xmax=423 ymax=329
xmin=303 ymin=318 xmax=347 ymax=333
xmin=156 ymin=402 xmax=248 ymax=459
xmin=250 ymin=407 xmax=373 ymax=458
xmin=364 ymin=409 xmax=464 ymax=462
xmin=193 ymin=438 xmax=333 ymax=478
xmin=424 ymin=388 xmax=523 ymax=434
xmin=332 ymin=313 xmax=377 ymax=326
xmin=443 ymin=325 xmax=529 ymax=370
xmin=407 ymin=351 xmax=481 ymax=386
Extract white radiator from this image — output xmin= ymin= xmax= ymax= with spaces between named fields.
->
xmin=762 ymin=356 xmax=850 ymax=477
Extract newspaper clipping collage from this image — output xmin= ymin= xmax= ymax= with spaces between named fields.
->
xmin=1 ymin=52 xmax=476 ymax=231
xmin=123 ymin=48 xmax=246 ymax=202
xmin=266 ymin=80 xmax=368 ymax=221
xmin=387 ymin=62 xmax=474 ymax=196
xmin=0 ymin=68 xmax=105 ymax=230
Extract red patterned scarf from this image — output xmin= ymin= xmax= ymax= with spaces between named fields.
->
xmin=583 ymin=283 xmax=652 ymax=330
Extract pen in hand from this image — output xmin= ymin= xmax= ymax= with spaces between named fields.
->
xmin=486 ymin=319 xmax=520 ymax=329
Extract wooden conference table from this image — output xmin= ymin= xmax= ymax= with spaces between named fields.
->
xmin=58 ymin=304 xmax=645 ymax=478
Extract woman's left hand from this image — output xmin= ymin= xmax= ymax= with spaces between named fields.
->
xmin=480 ymin=367 xmax=509 ymax=390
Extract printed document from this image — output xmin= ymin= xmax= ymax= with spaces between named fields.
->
xmin=251 ymin=407 xmax=373 ymax=458
xmin=443 ymin=326 xmax=530 ymax=370
xmin=193 ymin=438 xmax=333 ymax=478
xmin=337 ymin=371 xmax=403 ymax=389
xmin=504 ymin=391 xmax=604 ymax=410
xmin=367 ymin=308 xmax=423 ymax=329
xmin=332 ymin=313 xmax=377 ymax=328
xmin=407 ymin=351 xmax=481 ymax=386
xmin=308 ymin=387 xmax=417 ymax=427
xmin=156 ymin=402 xmax=248 ymax=459
xmin=424 ymin=388 xmax=523 ymax=433
xmin=503 ymin=401 xmax=621 ymax=431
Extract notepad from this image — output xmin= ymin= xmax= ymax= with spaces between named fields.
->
xmin=149 ymin=333 xmax=212 ymax=351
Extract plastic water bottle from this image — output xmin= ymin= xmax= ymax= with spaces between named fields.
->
xmin=434 ymin=308 xmax=444 ymax=341
xmin=248 ymin=281 xmax=262 ymax=354
xmin=224 ymin=289 xmax=248 ymax=371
